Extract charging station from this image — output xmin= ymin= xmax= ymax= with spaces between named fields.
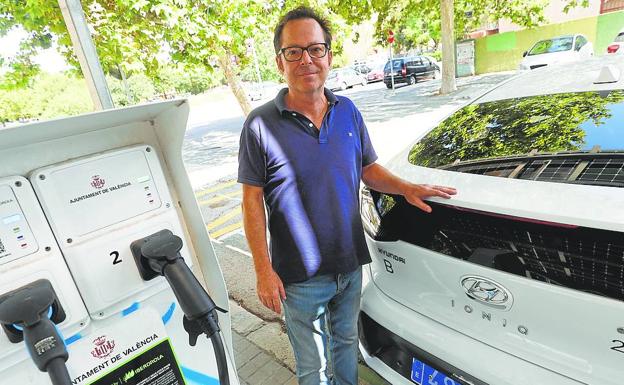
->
xmin=0 ymin=100 xmax=238 ymax=385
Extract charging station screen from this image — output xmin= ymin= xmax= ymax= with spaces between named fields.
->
xmin=36 ymin=149 xmax=162 ymax=237
xmin=0 ymin=185 xmax=37 ymax=262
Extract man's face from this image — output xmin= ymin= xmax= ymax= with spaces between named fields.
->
xmin=276 ymin=18 xmax=332 ymax=94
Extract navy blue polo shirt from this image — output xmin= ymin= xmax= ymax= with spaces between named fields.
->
xmin=237 ymin=88 xmax=377 ymax=283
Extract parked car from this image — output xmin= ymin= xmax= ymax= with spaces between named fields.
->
xmin=383 ymin=56 xmax=437 ymax=88
xmin=422 ymin=55 xmax=442 ymax=73
xmin=518 ymin=34 xmax=593 ymax=71
xmin=366 ymin=63 xmax=386 ymax=83
xmin=359 ymin=55 xmax=624 ymax=385
xmin=352 ymin=63 xmax=372 ymax=76
xmin=606 ymin=29 xmax=624 ymax=54
xmin=325 ymin=68 xmax=366 ymax=91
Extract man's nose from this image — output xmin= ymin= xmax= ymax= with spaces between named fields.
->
xmin=299 ymin=49 xmax=313 ymax=65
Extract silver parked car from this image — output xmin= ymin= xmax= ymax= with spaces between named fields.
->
xmin=518 ymin=34 xmax=593 ymax=71
xmin=325 ymin=67 xmax=366 ymax=91
xmin=359 ymin=56 xmax=624 ymax=385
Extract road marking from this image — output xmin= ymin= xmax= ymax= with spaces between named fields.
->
xmin=199 ymin=190 xmax=242 ymax=206
xmin=195 ymin=180 xmax=237 ymax=198
xmin=206 ymin=207 xmax=242 ymax=230
xmin=211 ymin=222 xmax=242 ymax=239
xmin=225 ymin=244 xmax=252 ymax=257
xmin=218 ymin=228 xmax=244 ymax=242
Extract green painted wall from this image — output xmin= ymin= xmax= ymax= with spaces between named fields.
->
xmin=475 ymin=11 xmax=624 ymax=74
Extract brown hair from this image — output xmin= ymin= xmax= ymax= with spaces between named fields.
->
xmin=273 ymin=6 xmax=332 ymax=54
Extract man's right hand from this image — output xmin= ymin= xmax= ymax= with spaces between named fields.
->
xmin=256 ymin=268 xmax=287 ymax=314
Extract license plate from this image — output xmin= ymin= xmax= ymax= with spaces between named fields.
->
xmin=411 ymin=358 xmax=460 ymax=385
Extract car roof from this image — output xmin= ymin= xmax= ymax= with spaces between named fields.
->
xmin=388 ymin=55 xmax=422 ymax=62
xmin=534 ymin=34 xmax=576 ymax=42
xmin=478 ymin=55 xmax=624 ymax=103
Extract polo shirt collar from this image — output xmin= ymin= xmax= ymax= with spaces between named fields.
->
xmin=274 ymin=87 xmax=338 ymax=115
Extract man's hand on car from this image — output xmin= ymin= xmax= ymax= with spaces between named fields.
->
xmin=403 ymin=183 xmax=457 ymax=213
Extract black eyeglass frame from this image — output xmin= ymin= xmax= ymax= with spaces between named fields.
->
xmin=278 ymin=43 xmax=330 ymax=62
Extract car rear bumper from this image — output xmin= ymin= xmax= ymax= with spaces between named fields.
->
xmin=359 ymin=275 xmax=585 ymax=385
xmin=384 ymin=76 xmax=407 ymax=84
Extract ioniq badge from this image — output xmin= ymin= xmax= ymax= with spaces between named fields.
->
xmin=460 ymin=276 xmax=514 ymax=310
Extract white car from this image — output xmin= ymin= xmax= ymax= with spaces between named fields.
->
xmin=325 ymin=68 xmax=367 ymax=91
xmin=607 ymin=29 xmax=624 ymax=55
xmin=518 ymin=34 xmax=593 ymax=71
xmin=359 ymin=56 xmax=624 ymax=385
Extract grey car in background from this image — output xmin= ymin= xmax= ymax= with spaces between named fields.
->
xmin=325 ymin=68 xmax=367 ymax=91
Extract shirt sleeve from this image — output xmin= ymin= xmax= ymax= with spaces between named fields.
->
xmin=237 ymin=117 xmax=266 ymax=187
xmin=355 ymin=106 xmax=378 ymax=167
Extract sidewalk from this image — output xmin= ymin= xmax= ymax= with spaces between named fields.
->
xmin=228 ymin=300 xmax=388 ymax=385
xmin=229 ymin=301 xmax=296 ymax=385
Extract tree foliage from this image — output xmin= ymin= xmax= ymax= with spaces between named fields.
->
xmin=409 ymin=91 xmax=624 ymax=168
xmin=0 ymin=73 xmax=93 ymax=123
xmin=1 ymin=0 xmax=371 ymax=116
xmin=372 ymin=0 xmax=550 ymax=52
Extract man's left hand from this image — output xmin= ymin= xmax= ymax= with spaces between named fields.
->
xmin=403 ymin=184 xmax=457 ymax=213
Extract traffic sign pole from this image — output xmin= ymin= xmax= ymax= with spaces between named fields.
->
xmin=388 ymin=30 xmax=395 ymax=90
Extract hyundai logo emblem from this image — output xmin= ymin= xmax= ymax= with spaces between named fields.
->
xmin=460 ymin=276 xmax=513 ymax=311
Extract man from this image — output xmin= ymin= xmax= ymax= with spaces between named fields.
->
xmin=238 ymin=6 xmax=456 ymax=385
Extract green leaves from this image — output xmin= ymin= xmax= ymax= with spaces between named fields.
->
xmin=408 ymin=91 xmax=624 ymax=168
xmin=371 ymin=0 xmax=575 ymax=52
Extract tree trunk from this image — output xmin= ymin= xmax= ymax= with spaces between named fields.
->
xmin=217 ymin=50 xmax=252 ymax=116
xmin=440 ymin=0 xmax=457 ymax=94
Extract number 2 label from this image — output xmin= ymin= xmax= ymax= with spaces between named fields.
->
xmin=611 ymin=340 xmax=624 ymax=354
xmin=111 ymin=251 xmax=122 ymax=265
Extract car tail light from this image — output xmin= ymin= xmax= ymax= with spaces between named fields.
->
xmin=401 ymin=64 xmax=407 ymax=77
xmin=608 ymin=44 xmax=619 ymax=53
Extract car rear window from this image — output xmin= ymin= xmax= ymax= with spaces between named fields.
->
xmin=615 ymin=33 xmax=624 ymax=43
xmin=328 ymin=71 xmax=337 ymax=79
xmin=408 ymin=90 xmax=624 ymax=187
xmin=528 ymin=36 xmax=574 ymax=55
xmin=384 ymin=60 xmax=403 ymax=71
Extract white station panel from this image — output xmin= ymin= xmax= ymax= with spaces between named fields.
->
xmin=31 ymin=145 xmax=193 ymax=319
xmin=33 ymin=148 xmax=162 ymax=237
xmin=0 ymin=184 xmax=38 ymax=264
xmin=0 ymin=176 xmax=89 ymax=374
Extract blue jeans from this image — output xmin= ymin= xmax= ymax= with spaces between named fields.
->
xmin=282 ymin=267 xmax=362 ymax=385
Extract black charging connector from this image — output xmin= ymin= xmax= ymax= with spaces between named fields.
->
xmin=130 ymin=229 xmax=230 ymax=385
xmin=0 ymin=279 xmax=71 ymax=385
xmin=1 ymin=289 xmax=66 ymax=344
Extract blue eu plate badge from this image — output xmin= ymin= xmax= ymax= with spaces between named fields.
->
xmin=411 ymin=358 xmax=460 ymax=385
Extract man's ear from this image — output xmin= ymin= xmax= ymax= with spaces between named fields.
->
xmin=328 ymin=50 xmax=333 ymax=68
xmin=276 ymin=55 xmax=284 ymax=74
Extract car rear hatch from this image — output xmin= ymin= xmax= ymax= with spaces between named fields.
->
xmin=361 ymin=90 xmax=624 ymax=384
xmin=384 ymin=59 xmax=404 ymax=79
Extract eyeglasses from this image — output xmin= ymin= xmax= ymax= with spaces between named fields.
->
xmin=279 ymin=43 xmax=330 ymax=62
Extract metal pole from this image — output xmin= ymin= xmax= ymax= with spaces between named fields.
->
xmin=58 ymin=0 xmax=114 ymax=110
xmin=390 ymin=44 xmax=395 ymax=90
